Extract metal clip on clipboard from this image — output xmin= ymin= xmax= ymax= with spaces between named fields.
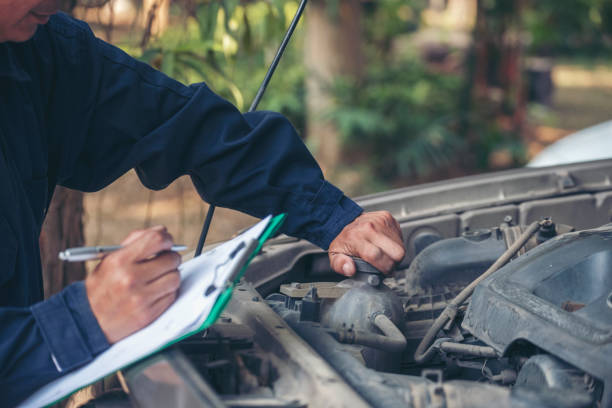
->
xmin=203 ymin=213 xmax=286 ymax=328
xmin=202 ymin=238 xmax=259 ymax=327
xmin=204 ymin=238 xmax=259 ymax=297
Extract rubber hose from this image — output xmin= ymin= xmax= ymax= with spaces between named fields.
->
xmin=413 ymin=221 xmax=541 ymax=364
xmin=332 ymin=314 xmax=407 ymax=353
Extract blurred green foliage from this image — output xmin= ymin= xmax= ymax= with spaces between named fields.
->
xmin=128 ymin=0 xmax=611 ymax=191
xmin=523 ymin=0 xmax=612 ymax=56
xmin=328 ymin=0 xmax=471 ymax=183
xmin=137 ymin=0 xmax=306 ymax=132
xmin=330 ymin=56 xmax=465 ymax=180
xmin=133 ymin=0 xmax=527 ymax=187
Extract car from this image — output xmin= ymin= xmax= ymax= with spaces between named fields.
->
xmin=529 ymin=120 xmax=612 ymax=167
xmin=101 ymin=158 xmax=612 ymax=408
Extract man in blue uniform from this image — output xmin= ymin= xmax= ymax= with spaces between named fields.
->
xmin=0 ymin=0 xmax=405 ymax=404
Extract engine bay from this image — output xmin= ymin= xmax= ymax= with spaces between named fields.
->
xmin=266 ymin=220 xmax=610 ymax=408
xmin=121 ymin=160 xmax=612 ymax=408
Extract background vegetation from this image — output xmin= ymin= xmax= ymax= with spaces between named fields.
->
xmin=100 ymin=0 xmax=612 ymax=190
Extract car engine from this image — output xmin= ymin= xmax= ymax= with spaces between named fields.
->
xmin=120 ymin=160 xmax=612 ymax=408
xmin=263 ymin=220 xmax=610 ymax=408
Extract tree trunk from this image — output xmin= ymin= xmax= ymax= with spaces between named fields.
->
xmin=465 ymin=0 xmax=526 ymax=168
xmin=39 ymin=186 xmax=86 ymax=298
xmin=304 ymin=0 xmax=364 ymax=176
xmin=473 ymin=0 xmax=526 ymax=134
xmin=141 ymin=0 xmax=170 ymax=36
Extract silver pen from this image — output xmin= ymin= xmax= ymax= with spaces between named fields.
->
xmin=59 ymin=245 xmax=188 ymax=262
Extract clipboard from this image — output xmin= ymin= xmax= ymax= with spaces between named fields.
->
xmin=149 ymin=212 xmax=287 ymax=348
xmin=199 ymin=212 xmax=286 ymax=332
xmin=22 ymin=214 xmax=286 ymax=407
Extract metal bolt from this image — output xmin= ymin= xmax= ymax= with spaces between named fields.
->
xmin=290 ymin=282 xmax=302 ymax=289
xmin=367 ymin=274 xmax=381 ymax=287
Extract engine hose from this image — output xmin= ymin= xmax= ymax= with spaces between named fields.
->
xmin=284 ymin=313 xmax=410 ymax=408
xmin=439 ymin=341 xmax=498 ymax=358
xmin=373 ymin=313 xmax=408 ymax=352
xmin=331 ymin=313 xmax=407 ymax=353
xmin=413 ymin=220 xmax=542 ymax=364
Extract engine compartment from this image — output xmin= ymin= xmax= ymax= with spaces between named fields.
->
xmin=120 ymin=160 xmax=612 ymax=408
xmin=264 ymin=221 xmax=610 ymax=408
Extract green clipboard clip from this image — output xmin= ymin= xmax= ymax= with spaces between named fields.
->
xmin=202 ymin=213 xmax=287 ymax=328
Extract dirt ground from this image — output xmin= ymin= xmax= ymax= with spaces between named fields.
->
xmin=83 ymin=174 xmax=257 ymax=256
xmin=82 ymin=63 xmax=612 ymax=251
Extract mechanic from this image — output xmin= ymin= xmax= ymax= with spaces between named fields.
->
xmin=0 ymin=0 xmax=405 ymax=405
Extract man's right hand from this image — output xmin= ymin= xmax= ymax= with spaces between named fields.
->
xmin=85 ymin=226 xmax=181 ymax=344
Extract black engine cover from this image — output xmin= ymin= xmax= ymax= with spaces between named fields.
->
xmin=462 ymin=224 xmax=612 ymax=407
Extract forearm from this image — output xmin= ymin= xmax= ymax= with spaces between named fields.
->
xmin=186 ymin=110 xmax=363 ymax=248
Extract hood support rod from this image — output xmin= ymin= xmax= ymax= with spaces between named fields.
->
xmin=195 ymin=0 xmax=308 ymax=256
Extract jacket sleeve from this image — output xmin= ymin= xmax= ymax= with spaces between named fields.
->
xmin=0 ymin=283 xmax=110 ymax=406
xmin=42 ymin=14 xmax=362 ymax=249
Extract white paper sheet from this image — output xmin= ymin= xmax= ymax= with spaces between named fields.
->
xmin=21 ymin=216 xmax=271 ymax=408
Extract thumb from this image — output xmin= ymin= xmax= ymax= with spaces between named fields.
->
xmin=329 ymin=252 xmax=356 ymax=277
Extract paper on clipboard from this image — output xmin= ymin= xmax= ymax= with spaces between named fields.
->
xmin=21 ymin=215 xmax=277 ymax=407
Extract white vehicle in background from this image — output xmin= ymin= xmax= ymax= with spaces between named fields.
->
xmin=529 ymin=120 xmax=612 ymax=167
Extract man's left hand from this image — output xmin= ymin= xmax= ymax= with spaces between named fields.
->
xmin=328 ymin=211 xmax=405 ymax=276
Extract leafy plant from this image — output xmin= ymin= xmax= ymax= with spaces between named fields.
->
xmin=523 ymin=0 xmax=612 ymax=56
xmin=329 ymin=53 xmax=465 ymax=181
xmin=136 ymin=0 xmax=305 ymax=129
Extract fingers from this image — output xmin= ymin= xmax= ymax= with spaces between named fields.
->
xmin=328 ymin=211 xmax=405 ymax=276
xmin=377 ymin=211 xmax=403 ymax=247
xmin=120 ymin=226 xmax=175 ymax=262
xmin=330 ymin=253 xmax=356 ymax=277
xmin=148 ymin=291 xmax=178 ymax=324
xmin=136 ymin=250 xmax=182 ymax=283
xmin=101 ymin=226 xmax=180 ymax=284
xmin=132 ymin=290 xmax=178 ymax=331
xmin=87 ymin=226 xmax=182 ymax=343
xmin=389 ymin=216 xmax=402 ymax=240
xmin=132 ymin=227 xmax=174 ymax=261
xmin=347 ymin=238 xmax=398 ymax=273
xmin=366 ymin=232 xmax=405 ymax=263
xmin=144 ymin=269 xmax=181 ymax=302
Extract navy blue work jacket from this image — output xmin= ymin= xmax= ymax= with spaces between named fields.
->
xmin=0 ymin=13 xmax=362 ymax=406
